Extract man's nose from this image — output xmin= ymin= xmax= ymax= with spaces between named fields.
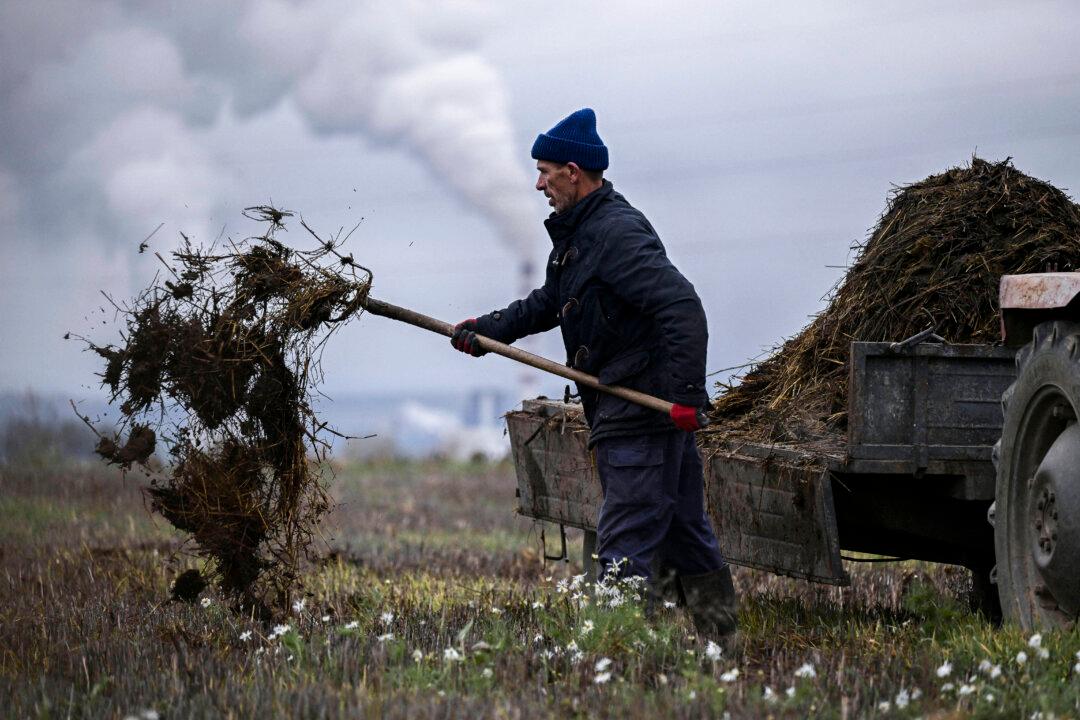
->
xmin=535 ymin=176 xmax=545 ymax=191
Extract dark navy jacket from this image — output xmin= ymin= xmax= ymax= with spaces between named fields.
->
xmin=475 ymin=181 xmax=709 ymax=445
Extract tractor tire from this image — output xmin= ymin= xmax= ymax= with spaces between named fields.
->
xmin=994 ymin=320 xmax=1080 ymax=630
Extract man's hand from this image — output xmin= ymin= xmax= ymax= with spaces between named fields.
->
xmin=670 ymin=403 xmax=708 ymax=431
xmin=450 ymin=319 xmax=488 ymax=357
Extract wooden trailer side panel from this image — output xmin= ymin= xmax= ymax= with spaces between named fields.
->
xmin=508 ymin=400 xmax=848 ymax=585
xmin=506 ymin=404 xmax=601 ymax=531
xmin=705 ymin=448 xmax=849 ymax=585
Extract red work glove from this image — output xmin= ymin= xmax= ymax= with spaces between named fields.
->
xmin=670 ymin=403 xmax=707 ymax=431
xmin=450 ymin=319 xmax=487 ymax=357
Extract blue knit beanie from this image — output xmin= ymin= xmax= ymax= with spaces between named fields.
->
xmin=531 ymin=108 xmax=609 ymax=171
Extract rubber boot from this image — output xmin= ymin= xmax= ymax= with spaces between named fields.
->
xmin=680 ymin=566 xmax=739 ymax=649
xmin=638 ymin=565 xmax=682 ymax=619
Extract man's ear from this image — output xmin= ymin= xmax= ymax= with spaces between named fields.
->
xmin=566 ymin=162 xmax=581 ymax=183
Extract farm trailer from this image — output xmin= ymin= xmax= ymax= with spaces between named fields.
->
xmin=506 ymin=272 xmax=1080 ymax=630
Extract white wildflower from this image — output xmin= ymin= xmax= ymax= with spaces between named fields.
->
xmin=344 ymin=620 xmax=359 ymax=630
xmin=663 ymin=600 xmax=676 ymax=609
xmin=565 ymin=640 xmax=579 ymax=653
xmin=533 ymin=633 xmax=544 ymax=644
xmin=200 ymin=597 xmax=211 ymax=608
xmin=978 ymin=659 xmax=993 ymax=673
xmin=490 ymin=606 xmax=502 ymax=615
xmin=763 ymin=686 xmax=777 ymax=703
xmin=556 ymin=579 xmax=569 ymax=594
xmin=941 ymin=683 xmax=955 ymax=692
xmin=471 ymin=641 xmax=491 ymax=651
xmin=571 ymin=591 xmax=587 ymax=604
xmin=1028 ymin=633 xmax=1042 ymax=648
xmin=705 ymin=640 xmax=723 ymax=661
xmin=878 ymin=701 xmax=891 ymax=712
xmin=985 ymin=693 xmax=995 ymax=703
xmin=895 ymin=688 xmax=910 ymax=709
xmin=321 ymin=615 xmax=330 ymax=623
xmin=911 ymin=688 xmax=922 ymax=700
xmin=532 ymin=601 xmax=545 ymax=610
xmin=269 ymin=624 xmax=291 ymax=639
xmin=411 ymin=649 xmax=423 ymax=663
xmin=377 ymin=633 xmax=393 ymax=642
xmin=719 ymin=668 xmax=740 ymax=682
xmin=794 ymin=662 xmax=816 ymax=679
xmin=443 ymin=647 xmax=463 ymax=662
xmin=786 ymin=686 xmax=796 ymax=698
xmin=594 ymin=671 xmax=612 ymax=685
xmin=595 ymin=657 xmax=613 ymax=673
xmin=482 ymin=667 xmax=493 ymax=678
xmin=688 ymin=690 xmax=697 ymax=700
xmin=541 ymin=649 xmax=555 ymax=660
xmin=1074 ymin=662 xmax=1080 ymax=674
xmin=958 ymin=684 xmax=975 ymax=697
xmin=571 ymin=573 xmax=587 ymax=589
xmin=1016 ymin=650 xmax=1028 ymax=665
xmin=292 ymin=598 xmax=305 ymax=613
xmin=239 ymin=630 xmax=252 ymax=642
xmin=380 ymin=612 xmax=394 ymax=625
xmin=581 ymin=619 xmax=595 ymax=635
xmin=570 ymin=650 xmax=585 ymax=664
xmin=936 ymin=660 xmax=953 ymax=678
xmin=990 ymin=664 xmax=1002 ymax=679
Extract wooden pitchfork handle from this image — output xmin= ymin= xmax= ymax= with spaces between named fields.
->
xmin=361 ymin=296 xmax=708 ymax=427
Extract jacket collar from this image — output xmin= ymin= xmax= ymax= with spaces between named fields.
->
xmin=544 ymin=180 xmax=614 ymax=243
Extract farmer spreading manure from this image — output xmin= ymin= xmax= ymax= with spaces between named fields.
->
xmin=711 ymin=157 xmax=1080 ymax=442
xmin=81 ymin=207 xmax=371 ymax=615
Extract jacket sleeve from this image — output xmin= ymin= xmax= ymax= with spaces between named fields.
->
xmin=473 ymin=271 xmax=560 ymax=345
xmin=596 ymin=216 xmax=709 ymax=407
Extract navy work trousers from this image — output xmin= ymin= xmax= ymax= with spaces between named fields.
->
xmin=594 ymin=430 xmax=727 ymax=581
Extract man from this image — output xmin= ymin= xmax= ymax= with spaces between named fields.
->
xmin=450 ymin=108 xmax=737 ymax=641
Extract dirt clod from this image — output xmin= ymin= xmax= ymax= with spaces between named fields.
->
xmin=170 ymin=569 xmax=208 ymax=603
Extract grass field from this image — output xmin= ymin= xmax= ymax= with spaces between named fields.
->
xmin=2 ymin=455 xmax=1079 ymax=719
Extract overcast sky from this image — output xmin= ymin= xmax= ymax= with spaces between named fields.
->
xmin=3 ymin=0 xmax=1080 ymax=410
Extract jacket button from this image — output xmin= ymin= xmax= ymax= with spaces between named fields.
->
xmin=492 ymin=311 xmax=502 ymax=321
xmin=686 ymin=384 xmax=695 ymax=391
xmin=561 ymin=298 xmax=578 ymax=318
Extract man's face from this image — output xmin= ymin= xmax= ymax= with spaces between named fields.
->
xmin=535 ymin=160 xmax=574 ymax=214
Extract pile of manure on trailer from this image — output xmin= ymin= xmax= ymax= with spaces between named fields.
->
xmin=710 ymin=157 xmax=1080 ymax=443
xmin=75 ymin=206 xmax=371 ymax=618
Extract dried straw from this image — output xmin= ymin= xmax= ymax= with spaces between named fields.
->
xmin=711 ymin=157 xmax=1080 ymax=442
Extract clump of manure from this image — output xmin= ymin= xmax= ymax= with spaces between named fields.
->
xmin=77 ymin=206 xmax=371 ymax=616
